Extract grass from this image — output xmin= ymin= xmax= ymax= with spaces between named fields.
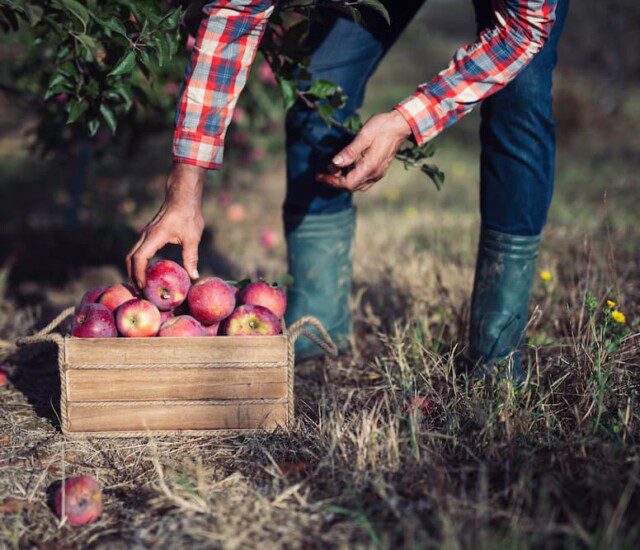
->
xmin=2 ymin=2 xmax=640 ymax=547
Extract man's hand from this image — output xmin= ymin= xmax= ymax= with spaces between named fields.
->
xmin=315 ymin=110 xmax=412 ymax=192
xmin=126 ymin=163 xmax=206 ymax=290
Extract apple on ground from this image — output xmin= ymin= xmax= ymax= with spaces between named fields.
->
xmin=0 ymin=365 xmax=8 ymax=386
xmin=188 ymin=277 xmax=236 ymax=326
xmin=78 ymin=285 xmax=109 ymax=310
xmin=115 ymin=299 xmax=161 ymax=337
xmin=403 ymin=395 xmax=436 ymax=417
xmin=223 ymin=304 xmax=281 ymax=336
xmin=143 ymin=260 xmax=191 ymax=311
xmin=159 ymin=315 xmax=206 ymax=337
xmin=71 ymin=304 xmax=118 ymax=338
xmin=239 ymin=281 xmax=287 ymax=318
xmin=54 ymin=476 xmax=102 ymax=527
xmin=98 ymin=283 xmax=136 ymax=312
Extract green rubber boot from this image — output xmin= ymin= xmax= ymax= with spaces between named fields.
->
xmin=469 ymin=227 xmax=542 ymax=380
xmin=284 ymin=207 xmax=355 ymax=360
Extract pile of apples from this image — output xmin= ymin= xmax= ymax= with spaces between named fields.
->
xmin=71 ymin=260 xmax=286 ymax=338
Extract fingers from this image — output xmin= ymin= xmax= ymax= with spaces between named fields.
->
xmin=331 ymin=130 xmax=371 ymax=169
xmin=131 ymin=229 xmax=168 ymax=290
xmin=182 ymin=237 xmax=200 ymax=280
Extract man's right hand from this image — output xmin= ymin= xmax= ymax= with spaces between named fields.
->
xmin=126 ymin=163 xmax=206 ymax=290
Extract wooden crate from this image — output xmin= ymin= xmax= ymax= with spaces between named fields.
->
xmin=17 ymin=308 xmax=335 ymax=438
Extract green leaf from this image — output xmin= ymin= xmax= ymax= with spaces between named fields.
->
xmin=308 ymin=79 xmax=338 ymax=99
xmin=75 ymin=34 xmax=98 ymax=61
xmin=157 ymin=8 xmax=181 ymax=31
xmin=278 ymin=77 xmax=297 ymax=111
xmin=275 ymin=273 xmax=294 ymax=288
xmin=91 ymin=15 xmax=128 ymax=37
xmin=60 ymin=0 xmax=90 ymax=27
xmin=108 ymin=50 xmax=136 ymax=77
xmin=99 ymin=103 xmax=117 ymax=134
xmin=87 ymin=118 xmax=100 ymax=136
xmin=66 ymin=100 xmax=88 ymax=124
xmin=356 ymin=0 xmax=390 ymax=24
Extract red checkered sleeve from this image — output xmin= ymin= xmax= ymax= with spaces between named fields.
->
xmin=395 ymin=0 xmax=557 ymax=145
xmin=173 ymin=1 xmax=274 ymax=170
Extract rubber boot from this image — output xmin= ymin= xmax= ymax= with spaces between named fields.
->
xmin=469 ymin=227 xmax=542 ymax=380
xmin=284 ymin=207 xmax=355 ymax=360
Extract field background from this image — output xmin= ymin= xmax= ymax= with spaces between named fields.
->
xmin=2 ymin=1 xmax=640 ymax=547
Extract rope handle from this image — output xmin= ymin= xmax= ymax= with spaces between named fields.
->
xmin=288 ymin=316 xmax=339 ymax=358
xmin=15 ymin=306 xmax=75 ymax=348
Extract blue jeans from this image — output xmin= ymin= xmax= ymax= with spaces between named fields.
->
xmin=284 ymin=0 xmax=570 ymax=236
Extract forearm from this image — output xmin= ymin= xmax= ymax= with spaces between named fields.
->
xmin=395 ymin=0 xmax=557 ymax=145
xmin=173 ymin=1 xmax=275 ymax=169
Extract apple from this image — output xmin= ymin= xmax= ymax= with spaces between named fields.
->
xmin=143 ymin=260 xmax=191 ymax=311
xmin=222 ymin=304 xmax=281 ymax=336
xmin=260 ymin=228 xmax=278 ymax=250
xmin=187 ymin=277 xmax=236 ymax=326
xmin=403 ymin=395 xmax=436 ymax=417
xmin=203 ymin=322 xmax=220 ymax=336
xmin=78 ymin=285 xmax=109 ymax=310
xmin=160 ymin=310 xmax=174 ymax=323
xmin=71 ymin=304 xmax=118 ymax=338
xmin=115 ymin=298 xmax=161 ymax=337
xmin=98 ymin=283 xmax=136 ymax=313
xmin=158 ymin=315 xmax=206 ymax=337
xmin=239 ymin=281 xmax=287 ymax=318
xmin=0 ymin=365 xmax=8 ymax=387
xmin=54 ymin=476 xmax=102 ymax=527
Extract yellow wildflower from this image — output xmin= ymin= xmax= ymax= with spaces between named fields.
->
xmin=540 ymin=271 xmax=552 ymax=282
xmin=606 ymin=300 xmax=616 ymax=309
xmin=404 ymin=206 xmax=418 ymax=218
xmin=611 ymin=311 xmax=626 ymax=324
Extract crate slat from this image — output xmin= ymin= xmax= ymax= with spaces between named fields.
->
xmin=67 ymin=401 xmax=288 ymax=432
xmin=65 ymin=335 xmax=288 ymax=365
xmin=66 ymin=367 xmax=287 ymax=401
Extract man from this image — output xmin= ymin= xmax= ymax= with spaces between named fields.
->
xmin=127 ymin=0 xmax=569 ymax=377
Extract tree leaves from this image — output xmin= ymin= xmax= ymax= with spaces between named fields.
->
xmin=108 ymin=50 xmax=136 ymax=77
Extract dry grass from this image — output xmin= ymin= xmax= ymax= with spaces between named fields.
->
xmin=1 ymin=181 xmax=639 ymax=546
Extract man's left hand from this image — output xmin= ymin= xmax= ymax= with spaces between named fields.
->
xmin=316 ymin=110 xmax=412 ymax=193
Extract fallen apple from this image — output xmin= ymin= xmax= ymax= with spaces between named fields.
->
xmin=54 ymin=475 xmax=102 ymax=527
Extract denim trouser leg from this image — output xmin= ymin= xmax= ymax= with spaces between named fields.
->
xmin=284 ymin=4 xmax=422 ymax=215
xmin=474 ymin=0 xmax=570 ymax=236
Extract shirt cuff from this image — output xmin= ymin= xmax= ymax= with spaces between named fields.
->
xmin=172 ymin=129 xmax=224 ymax=171
xmin=394 ymin=91 xmax=443 ymax=146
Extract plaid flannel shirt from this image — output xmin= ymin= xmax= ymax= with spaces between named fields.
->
xmin=173 ymin=0 xmax=557 ymax=169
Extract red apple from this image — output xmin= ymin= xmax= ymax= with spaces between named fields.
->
xmin=203 ymin=323 xmax=220 ymax=336
xmin=98 ymin=283 xmax=136 ymax=313
xmin=143 ymin=260 xmax=191 ymax=311
xmin=403 ymin=395 xmax=436 ymax=417
xmin=187 ymin=277 xmax=236 ymax=325
xmin=223 ymin=304 xmax=281 ymax=336
xmin=71 ymin=304 xmax=117 ymax=338
xmin=158 ymin=315 xmax=206 ymax=337
xmin=0 ymin=365 xmax=8 ymax=386
xmin=260 ymin=228 xmax=278 ymax=250
xmin=115 ymin=299 xmax=161 ymax=337
xmin=78 ymin=285 xmax=109 ymax=310
xmin=239 ymin=281 xmax=287 ymax=318
xmin=160 ymin=310 xmax=174 ymax=323
xmin=54 ymin=476 xmax=102 ymax=527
